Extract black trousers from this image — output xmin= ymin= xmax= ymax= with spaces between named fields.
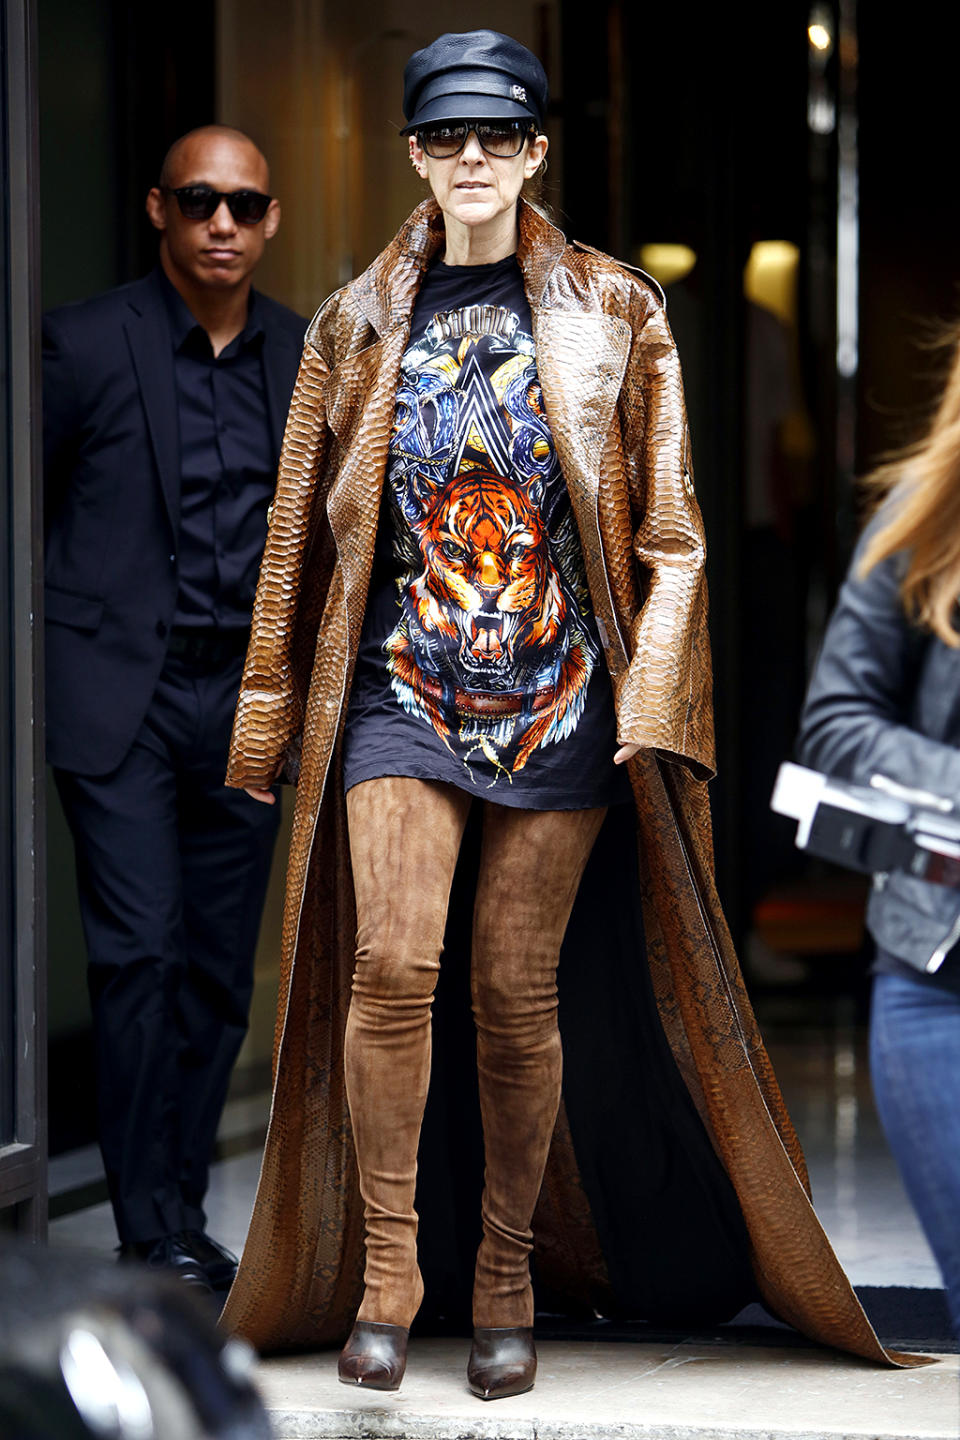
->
xmin=55 ymin=650 xmax=282 ymax=1245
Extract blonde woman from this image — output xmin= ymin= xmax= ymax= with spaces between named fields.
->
xmin=798 ymin=344 xmax=960 ymax=1337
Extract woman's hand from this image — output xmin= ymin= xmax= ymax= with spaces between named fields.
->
xmin=614 ymin=742 xmax=640 ymax=765
xmin=244 ymin=785 xmax=277 ymax=805
xmin=243 ymin=756 xmax=288 ymax=803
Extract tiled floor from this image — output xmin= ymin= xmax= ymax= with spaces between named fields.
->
xmin=49 ymin=996 xmax=941 ymax=1292
xmin=760 ymin=994 xmax=941 ymax=1290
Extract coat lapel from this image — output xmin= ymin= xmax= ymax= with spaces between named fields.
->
xmin=533 ymin=307 xmax=632 ymax=667
xmin=322 ymin=208 xmax=438 ymax=653
xmin=513 ymin=201 xmax=633 ymax=662
xmin=350 ymin=200 xmax=442 ymax=339
xmin=123 ymin=276 xmax=180 ymax=535
xmin=325 ymin=329 xmax=410 ymax=649
xmin=532 ymin=309 xmax=631 ymax=509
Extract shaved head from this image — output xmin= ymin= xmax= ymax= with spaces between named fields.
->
xmin=146 ymin=124 xmax=280 ymax=306
xmin=159 ymin=125 xmax=270 ymax=191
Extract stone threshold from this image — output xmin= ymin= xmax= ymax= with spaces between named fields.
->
xmin=256 ymin=1337 xmax=960 ymax=1440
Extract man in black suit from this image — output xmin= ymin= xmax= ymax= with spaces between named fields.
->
xmin=43 ymin=125 xmax=304 ymax=1292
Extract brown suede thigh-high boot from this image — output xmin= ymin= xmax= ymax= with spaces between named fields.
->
xmin=339 ymin=777 xmax=471 ymax=1390
xmin=467 ymin=803 xmax=606 ymax=1398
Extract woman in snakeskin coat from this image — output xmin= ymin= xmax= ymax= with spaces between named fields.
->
xmin=223 ymin=27 xmax=914 ymax=1397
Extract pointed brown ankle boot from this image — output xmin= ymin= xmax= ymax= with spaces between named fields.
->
xmin=338 ymin=1321 xmax=409 ymax=1391
xmin=467 ymin=1326 xmax=536 ymax=1400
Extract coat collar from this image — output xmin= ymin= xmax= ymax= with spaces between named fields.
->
xmin=350 ymin=197 xmax=569 ymax=338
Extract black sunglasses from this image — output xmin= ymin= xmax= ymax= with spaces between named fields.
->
xmin=417 ymin=121 xmax=536 ymax=160
xmin=162 ymin=184 xmax=273 ymax=225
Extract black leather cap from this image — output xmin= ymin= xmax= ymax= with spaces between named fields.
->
xmin=401 ymin=30 xmax=548 ymax=135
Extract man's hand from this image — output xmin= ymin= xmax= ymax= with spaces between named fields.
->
xmin=614 ymin=742 xmax=640 ymax=765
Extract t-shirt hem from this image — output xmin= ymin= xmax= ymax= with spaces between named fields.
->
xmin=343 ymin=759 xmax=628 ymax=811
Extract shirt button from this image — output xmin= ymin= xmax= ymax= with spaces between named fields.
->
xmin=156 ymin=620 xmax=168 ymax=639
xmin=168 ymin=554 xmax=176 ymax=565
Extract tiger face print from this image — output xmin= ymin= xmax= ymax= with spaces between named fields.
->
xmin=411 ymin=466 xmax=565 ymax=677
xmin=386 ymin=464 xmax=592 ymax=772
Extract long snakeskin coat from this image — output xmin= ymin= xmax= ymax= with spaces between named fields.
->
xmin=222 ymin=200 xmax=915 ymax=1365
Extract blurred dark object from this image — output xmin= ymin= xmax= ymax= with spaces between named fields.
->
xmin=751 ymin=872 xmax=869 ymax=960
xmin=0 ymin=1241 xmax=271 ymax=1438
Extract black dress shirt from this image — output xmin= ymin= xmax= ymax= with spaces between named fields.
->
xmin=159 ymin=269 xmax=275 ymax=631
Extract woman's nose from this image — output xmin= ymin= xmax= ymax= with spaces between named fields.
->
xmin=460 ymin=130 xmax=485 ymax=163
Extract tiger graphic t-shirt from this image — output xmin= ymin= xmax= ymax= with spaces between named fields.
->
xmin=343 ymin=254 xmax=629 ymax=809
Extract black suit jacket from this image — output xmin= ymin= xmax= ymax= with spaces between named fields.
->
xmin=43 ymin=269 xmax=305 ymax=776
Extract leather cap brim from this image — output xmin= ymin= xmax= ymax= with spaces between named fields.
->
xmin=401 ymin=86 xmax=539 ymax=136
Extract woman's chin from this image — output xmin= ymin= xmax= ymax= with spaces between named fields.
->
xmin=445 ymin=195 xmax=506 ymax=229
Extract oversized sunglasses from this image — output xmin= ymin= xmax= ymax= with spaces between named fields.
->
xmin=417 ymin=121 xmax=535 ymax=160
xmin=162 ymin=184 xmax=273 ymax=224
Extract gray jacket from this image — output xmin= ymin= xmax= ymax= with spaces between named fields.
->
xmin=797 ymin=512 xmax=960 ymax=972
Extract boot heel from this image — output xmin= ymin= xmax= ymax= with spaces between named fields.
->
xmin=338 ymin=1321 xmax=409 ymax=1391
xmin=467 ymin=1326 xmax=536 ymax=1400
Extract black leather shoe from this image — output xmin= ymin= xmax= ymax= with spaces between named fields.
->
xmin=338 ymin=1321 xmax=409 ymax=1391
xmin=118 ymin=1235 xmax=215 ymax=1294
xmin=467 ymin=1327 xmax=536 ymax=1400
xmin=177 ymin=1230 xmax=239 ymax=1291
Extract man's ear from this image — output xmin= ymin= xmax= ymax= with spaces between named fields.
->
xmin=145 ymin=187 xmax=167 ymax=233
xmin=263 ymin=198 xmax=281 ymax=240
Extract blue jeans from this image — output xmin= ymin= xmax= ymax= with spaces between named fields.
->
xmin=870 ymin=971 xmax=960 ymax=1336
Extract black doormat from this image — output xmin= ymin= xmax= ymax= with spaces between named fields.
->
xmin=855 ymin=1286 xmax=954 ymax=1354
xmin=531 ymin=1286 xmax=955 ymax=1355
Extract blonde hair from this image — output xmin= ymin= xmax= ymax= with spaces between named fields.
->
xmin=859 ymin=327 xmax=960 ymax=646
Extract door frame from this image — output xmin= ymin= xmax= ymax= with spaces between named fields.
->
xmin=0 ymin=0 xmax=47 ymax=1236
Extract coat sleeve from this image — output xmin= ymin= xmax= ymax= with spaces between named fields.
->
xmin=226 ymin=338 xmax=330 ymax=789
xmin=615 ymin=297 xmax=715 ymax=778
xmin=796 ymin=522 xmax=960 ymax=800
